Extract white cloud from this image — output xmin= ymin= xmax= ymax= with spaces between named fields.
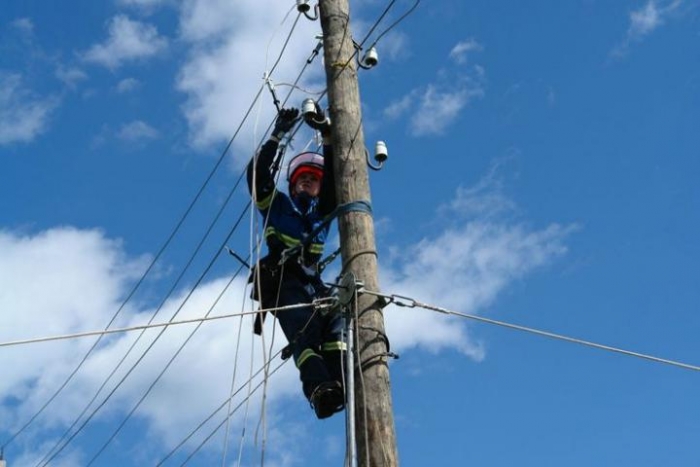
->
xmin=0 ymin=165 xmax=573 ymax=461
xmin=383 ymin=39 xmax=486 ymax=136
xmin=117 ymin=120 xmax=159 ymax=141
xmin=0 ymin=72 xmax=58 ymax=145
xmin=55 ymin=66 xmax=88 ymax=89
xmin=630 ymin=1 xmax=663 ymax=36
xmin=383 ymin=79 xmax=484 ymax=135
xmin=0 ymin=226 xmax=298 ymax=463
xmin=176 ymin=0 xmax=323 ymax=155
xmin=82 ymin=15 xmax=168 ymax=70
xmin=449 ymin=38 xmax=483 ymax=65
xmin=383 ymin=91 xmax=416 ymax=120
xmin=11 ymin=17 xmax=35 ymax=37
xmin=376 ymin=31 xmax=410 ymax=62
xmin=116 ymin=77 xmax=140 ymax=93
xmin=410 ymin=82 xmax=483 ymax=136
xmin=119 ymin=0 xmax=169 ymax=7
xmin=613 ymin=0 xmax=683 ymax=56
xmin=383 ymin=175 xmax=575 ymax=359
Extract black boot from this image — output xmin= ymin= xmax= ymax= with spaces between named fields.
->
xmin=309 ymin=381 xmax=345 ymax=419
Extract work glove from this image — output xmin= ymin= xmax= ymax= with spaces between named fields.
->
xmin=272 ymin=108 xmax=300 ymax=140
xmin=304 ymin=103 xmax=332 ymax=137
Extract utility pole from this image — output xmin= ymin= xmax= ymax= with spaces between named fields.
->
xmin=318 ymin=1 xmax=399 ymax=466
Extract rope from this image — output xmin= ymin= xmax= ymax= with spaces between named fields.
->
xmin=361 ymin=289 xmax=700 ymax=373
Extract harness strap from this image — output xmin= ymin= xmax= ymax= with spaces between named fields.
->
xmin=279 ymin=200 xmax=373 ymax=266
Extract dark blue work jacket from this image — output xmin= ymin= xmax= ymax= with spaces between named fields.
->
xmin=246 ymin=139 xmax=336 ymax=270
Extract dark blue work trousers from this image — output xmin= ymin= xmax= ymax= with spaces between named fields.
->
xmin=273 ymin=275 xmax=345 ymax=399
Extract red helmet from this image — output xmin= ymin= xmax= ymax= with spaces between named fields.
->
xmin=287 ymin=152 xmax=324 ymax=187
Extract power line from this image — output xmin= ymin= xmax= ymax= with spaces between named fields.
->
xmin=0 ymin=301 xmax=334 ymax=349
xmin=8 ymin=1 xmax=415 ymax=460
xmin=34 ymin=201 xmax=254 ymax=467
xmin=38 ymin=210 xmax=250 ymax=467
xmin=2 ymin=69 xmax=268 ymax=459
xmin=156 ymin=350 xmax=288 ymax=466
xmin=29 ymin=10 xmax=315 ymax=464
xmin=361 ymin=289 xmax=700 ymax=373
xmin=365 ymin=0 xmax=420 ymax=50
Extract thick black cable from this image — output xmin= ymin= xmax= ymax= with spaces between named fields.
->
xmin=39 ymin=205 xmax=250 ymax=467
xmin=366 ymin=0 xmax=420 ymax=50
xmin=83 ymin=8 xmax=312 ymax=458
xmin=36 ymin=169 xmax=251 ymax=467
xmin=35 ymin=10 xmax=311 ymax=464
xmin=84 ymin=266 xmax=247 ymax=466
xmin=177 ymin=301 xmax=325 ymax=465
xmin=269 ymin=12 xmax=302 ymax=79
xmin=34 ymin=2 xmax=396 ymax=460
xmin=156 ymin=350 xmax=286 ymax=466
xmin=3 ymin=85 xmax=267 ymax=457
xmin=177 ymin=359 xmax=287 ymax=467
xmin=360 ymin=0 xmax=398 ymax=49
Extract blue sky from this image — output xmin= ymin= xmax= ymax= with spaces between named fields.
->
xmin=1 ymin=0 xmax=699 ymax=466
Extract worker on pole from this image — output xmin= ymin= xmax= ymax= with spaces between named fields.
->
xmin=246 ymin=106 xmax=346 ymax=419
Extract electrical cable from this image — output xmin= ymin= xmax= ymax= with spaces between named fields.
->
xmin=0 ymin=300 xmax=335 ymax=350
xmin=361 ymin=289 xmax=700 ymax=373
xmin=359 ymin=0 xmax=398 ymax=51
xmin=155 ymin=349 xmax=287 ymax=466
xmin=177 ymin=359 xmax=287 ymax=467
xmin=39 ymin=207 xmax=252 ymax=467
xmin=220 ymin=294 xmax=249 ymax=467
xmin=34 ymin=9 xmax=313 ymax=464
xmin=83 ymin=265 xmax=250 ymax=467
xmin=365 ymin=0 xmax=420 ymax=50
xmin=36 ymin=173 xmax=253 ymax=467
xmin=5 ymin=82 xmax=268 ymax=459
xmin=161 ymin=296 xmax=328 ymax=465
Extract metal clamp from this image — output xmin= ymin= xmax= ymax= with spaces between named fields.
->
xmin=338 ymin=271 xmax=364 ymax=306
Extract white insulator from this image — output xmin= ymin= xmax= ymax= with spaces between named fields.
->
xmin=374 ymin=141 xmax=388 ymax=163
xmin=301 ymin=98 xmax=317 ymax=119
xmin=362 ymin=46 xmax=379 ymax=68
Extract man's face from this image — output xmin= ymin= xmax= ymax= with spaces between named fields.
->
xmin=294 ymin=172 xmax=321 ymax=197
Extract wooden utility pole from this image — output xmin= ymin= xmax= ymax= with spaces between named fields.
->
xmin=318 ymin=1 xmax=399 ymax=466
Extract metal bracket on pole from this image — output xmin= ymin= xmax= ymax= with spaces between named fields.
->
xmin=338 ymin=271 xmax=362 ymax=467
xmin=338 ymin=271 xmax=362 ymax=306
